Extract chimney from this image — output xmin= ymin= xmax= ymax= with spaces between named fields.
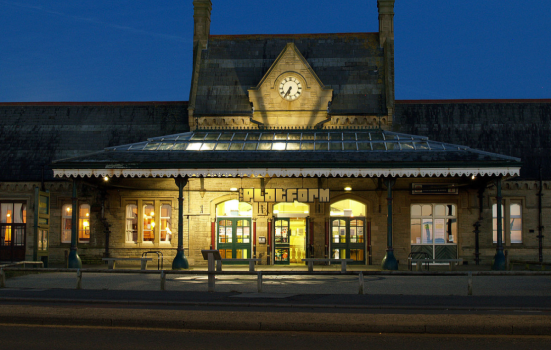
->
xmin=193 ymin=0 xmax=212 ymax=50
xmin=377 ymin=0 xmax=395 ymax=46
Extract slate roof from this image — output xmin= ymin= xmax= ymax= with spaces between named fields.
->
xmin=52 ymin=129 xmax=521 ymax=173
xmin=194 ymin=33 xmax=385 ymax=116
xmin=0 ymin=102 xmax=189 ymax=181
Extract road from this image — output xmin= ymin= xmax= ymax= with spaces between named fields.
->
xmin=1 ymin=324 xmax=550 ymax=350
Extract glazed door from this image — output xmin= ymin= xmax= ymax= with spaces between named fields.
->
xmin=0 ymin=202 xmax=27 ymax=262
xmin=273 ymin=218 xmax=290 ymax=265
xmin=217 ymin=218 xmax=251 ymax=264
xmin=330 ymin=218 xmax=366 ymax=264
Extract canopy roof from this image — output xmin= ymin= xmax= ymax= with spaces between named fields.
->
xmin=52 ymin=129 xmax=521 ymax=179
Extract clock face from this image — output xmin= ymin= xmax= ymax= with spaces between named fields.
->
xmin=279 ymin=76 xmax=302 ymax=101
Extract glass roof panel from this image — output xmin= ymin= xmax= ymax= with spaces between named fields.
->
xmin=144 ymin=143 xmax=160 ymax=151
xmin=205 ymin=133 xmax=220 ymax=141
xmin=401 ymin=142 xmax=414 ymax=150
xmin=229 ymin=143 xmax=243 ymax=151
xmin=258 ymin=142 xmax=272 ymax=150
xmin=343 ymin=142 xmax=357 ymax=151
xmin=288 ymin=133 xmax=301 ymax=141
xmin=158 ymin=143 xmax=174 ymax=151
xmin=272 ymin=142 xmax=286 ymax=151
xmin=274 ymin=133 xmax=288 ymax=140
xmin=128 ymin=143 xmax=147 ymax=151
xmin=191 ymin=133 xmax=206 ymax=141
xmin=343 ymin=133 xmax=356 ymax=141
xmin=386 ymin=142 xmax=398 ymax=150
xmin=301 ymin=142 xmax=314 ymax=150
xmin=215 ymin=143 xmax=229 ymax=151
xmin=172 ymin=143 xmax=188 ymax=151
xmin=414 ymin=142 xmax=429 ymax=150
xmin=315 ymin=133 xmax=328 ymax=141
xmin=371 ymin=133 xmax=384 ymax=141
xmin=315 ymin=142 xmax=328 ymax=151
xmin=246 ymin=134 xmax=259 ymax=141
xmin=231 ymin=133 xmax=246 ymax=141
xmin=329 ymin=133 xmax=342 ymax=141
xmin=218 ymin=133 xmax=233 ymax=141
xmin=287 ymin=142 xmax=300 ymax=150
xmin=201 ymin=143 xmax=216 ymax=151
xmin=428 ymin=142 xmax=444 ymax=150
xmin=330 ymin=142 xmax=342 ymax=151
xmin=385 ymin=134 xmax=398 ymax=140
xmin=358 ymin=142 xmax=371 ymax=151
xmin=357 ymin=133 xmax=371 ymax=141
xmin=372 ymin=142 xmax=386 ymax=151
xmin=243 ymin=143 xmax=257 ymax=151
xmin=187 ymin=143 xmax=202 ymax=151
xmin=175 ymin=134 xmax=193 ymax=141
xmin=302 ymin=133 xmax=315 ymax=141
xmin=260 ymin=133 xmax=274 ymax=141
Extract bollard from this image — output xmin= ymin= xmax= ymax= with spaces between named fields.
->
xmin=160 ymin=270 xmax=166 ymax=291
xmin=257 ymin=271 xmax=262 ymax=293
xmin=0 ymin=269 xmax=5 ymax=288
xmin=76 ymin=269 xmax=82 ymax=290
xmin=467 ymin=271 xmax=473 ymax=296
xmin=358 ymin=271 xmax=364 ymax=295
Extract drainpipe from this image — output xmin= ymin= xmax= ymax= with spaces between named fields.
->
xmin=492 ymin=177 xmax=506 ymax=270
xmin=381 ymin=176 xmax=398 ymax=270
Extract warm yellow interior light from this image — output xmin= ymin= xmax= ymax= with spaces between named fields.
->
xmin=273 ymin=143 xmax=286 ymax=151
xmin=151 ymin=221 xmax=156 ymax=228
xmin=344 ymin=187 xmax=352 ymax=191
xmin=230 ymin=188 xmax=238 ymax=192
xmin=83 ymin=220 xmax=89 ymax=227
xmin=103 ymin=176 xmax=109 ymax=182
xmin=471 ymin=175 xmax=476 ymax=180
xmin=86 ymin=213 xmax=89 ymax=217
xmin=7 ymin=213 xmax=11 ymax=218
xmin=273 ymin=210 xmax=279 ymax=214
xmin=150 ymin=211 xmax=155 ymax=216
xmin=66 ymin=207 xmax=71 ymax=212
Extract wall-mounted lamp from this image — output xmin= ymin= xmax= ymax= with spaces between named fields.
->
xmin=344 ymin=187 xmax=352 ymax=191
xmin=230 ymin=188 xmax=238 ymax=192
xmin=471 ymin=175 xmax=476 ymax=180
xmin=103 ymin=176 xmax=109 ymax=182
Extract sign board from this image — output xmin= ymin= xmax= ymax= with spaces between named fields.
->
xmin=240 ymin=188 xmax=330 ymax=203
xmin=201 ymin=249 xmax=222 ymax=261
xmin=411 ymin=183 xmax=458 ymax=195
xmin=33 ymin=187 xmax=50 ymax=263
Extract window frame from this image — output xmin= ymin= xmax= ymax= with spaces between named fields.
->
xmin=60 ymin=201 xmax=90 ymax=245
xmin=123 ymin=198 xmax=174 ymax=246
xmin=410 ymin=203 xmax=458 ymax=245
xmin=492 ymin=198 xmax=523 ymax=245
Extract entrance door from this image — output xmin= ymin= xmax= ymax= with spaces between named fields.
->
xmin=274 ymin=218 xmax=290 ymax=264
xmin=217 ymin=218 xmax=251 ymax=264
xmin=274 ymin=218 xmax=309 ymax=265
xmin=330 ymin=218 xmax=366 ymax=264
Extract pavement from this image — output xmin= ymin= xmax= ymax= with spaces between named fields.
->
xmin=1 ymin=263 xmax=551 ymax=335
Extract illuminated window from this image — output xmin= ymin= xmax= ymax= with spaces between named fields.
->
xmin=330 ymin=199 xmax=366 ymax=217
xmin=78 ymin=204 xmax=90 ymax=243
xmin=143 ymin=203 xmax=155 ymax=242
xmin=160 ymin=204 xmax=172 ymax=242
xmin=61 ymin=204 xmax=72 ymax=243
xmin=216 ymin=200 xmax=252 ymax=217
xmin=411 ymin=204 xmax=456 ymax=245
xmin=1 ymin=202 xmax=26 ymax=248
xmin=493 ymin=200 xmax=522 ymax=244
xmin=125 ymin=203 xmax=138 ymax=243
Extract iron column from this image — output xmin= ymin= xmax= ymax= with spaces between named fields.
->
xmin=492 ymin=177 xmax=506 ymax=270
xmin=172 ymin=177 xmax=189 ymax=270
xmin=68 ymin=178 xmax=82 ymax=268
xmin=381 ymin=177 xmax=398 ymax=270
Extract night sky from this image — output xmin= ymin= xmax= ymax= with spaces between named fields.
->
xmin=0 ymin=0 xmax=549 ymax=102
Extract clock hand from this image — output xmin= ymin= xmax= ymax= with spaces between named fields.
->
xmin=283 ymin=86 xmax=292 ymax=98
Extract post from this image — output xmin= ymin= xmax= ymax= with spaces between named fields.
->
xmin=207 ymin=253 xmax=215 ymax=292
xmin=492 ymin=177 xmax=506 ymax=270
xmin=172 ymin=177 xmax=189 ymax=270
xmin=0 ymin=269 xmax=5 ymax=288
xmin=467 ymin=271 xmax=473 ymax=296
xmin=68 ymin=179 xmax=82 ymax=268
xmin=381 ymin=177 xmax=398 ymax=270
xmin=257 ymin=271 xmax=262 ymax=293
xmin=537 ymin=166 xmax=544 ymax=263
xmin=160 ymin=270 xmax=166 ymax=291
xmin=76 ymin=269 xmax=82 ymax=290
xmin=358 ymin=271 xmax=364 ymax=295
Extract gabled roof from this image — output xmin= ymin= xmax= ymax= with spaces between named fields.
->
xmin=194 ymin=33 xmax=385 ymax=116
xmin=52 ymin=129 xmax=521 ymax=179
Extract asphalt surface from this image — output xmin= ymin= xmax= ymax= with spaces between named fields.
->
xmin=1 ymin=265 xmax=550 ymax=335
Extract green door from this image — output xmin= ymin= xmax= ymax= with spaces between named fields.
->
xmin=217 ymin=218 xmax=251 ymax=264
xmin=274 ymin=218 xmax=290 ymax=265
xmin=331 ymin=218 xmax=366 ymax=264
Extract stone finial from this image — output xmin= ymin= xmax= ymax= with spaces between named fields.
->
xmin=377 ymin=0 xmax=395 ymax=46
xmin=193 ymin=0 xmax=212 ymax=50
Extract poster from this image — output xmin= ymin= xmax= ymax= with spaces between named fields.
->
xmin=422 ymin=219 xmax=432 ymax=244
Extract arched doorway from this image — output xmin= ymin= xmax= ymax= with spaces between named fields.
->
xmin=330 ymin=199 xmax=369 ymax=264
xmin=215 ymin=200 xmax=252 ymax=263
xmin=272 ymin=202 xmax=311 ymax=265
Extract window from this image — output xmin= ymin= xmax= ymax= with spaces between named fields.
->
xmin=125 ymin=201 xmax=173 ymax=244
xmin=61 ymin=204 xmax=72 ymax=243
xmin=126 ymin=204 xmax=138 ymax=243
xmin=1 ymin=202 xmax=26 ymax=247
xmin=411 ymin=204 xmax=457 ymax=244
xmin=61 ymin=203 xmax=90 ymax=244
xmin=493 ymin=200 xmax=522 ymax=244
xmin=143 ymin=203 xmax=155 ymax=242
xmin=78 ymin=204 xmax=90 ymax=243
xmin=160 ymin=204 xmax=172 ymax=242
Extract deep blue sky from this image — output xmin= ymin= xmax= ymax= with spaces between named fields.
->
xmin=0 ymin=0 xmax=549 ymax=102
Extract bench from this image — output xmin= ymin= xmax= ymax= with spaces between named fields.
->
xmin=102 ymin=258 xmax=152 ymax=270
xmin=216 ymin=258 xmax=261 ymax=272
xmin=509 ymin=260 xmax=551 ymax=271
xmin=302 ymin=258 xmax=354 ymax=273
xmin=410 ymin=258 xmax=463 ymax=271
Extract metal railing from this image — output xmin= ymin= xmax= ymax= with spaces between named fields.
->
xmin=1 ymin=265 xmax=550 ymax=295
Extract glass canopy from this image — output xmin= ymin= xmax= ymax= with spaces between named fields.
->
xmin=106 ymin=130 xmax=467 ymax=153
